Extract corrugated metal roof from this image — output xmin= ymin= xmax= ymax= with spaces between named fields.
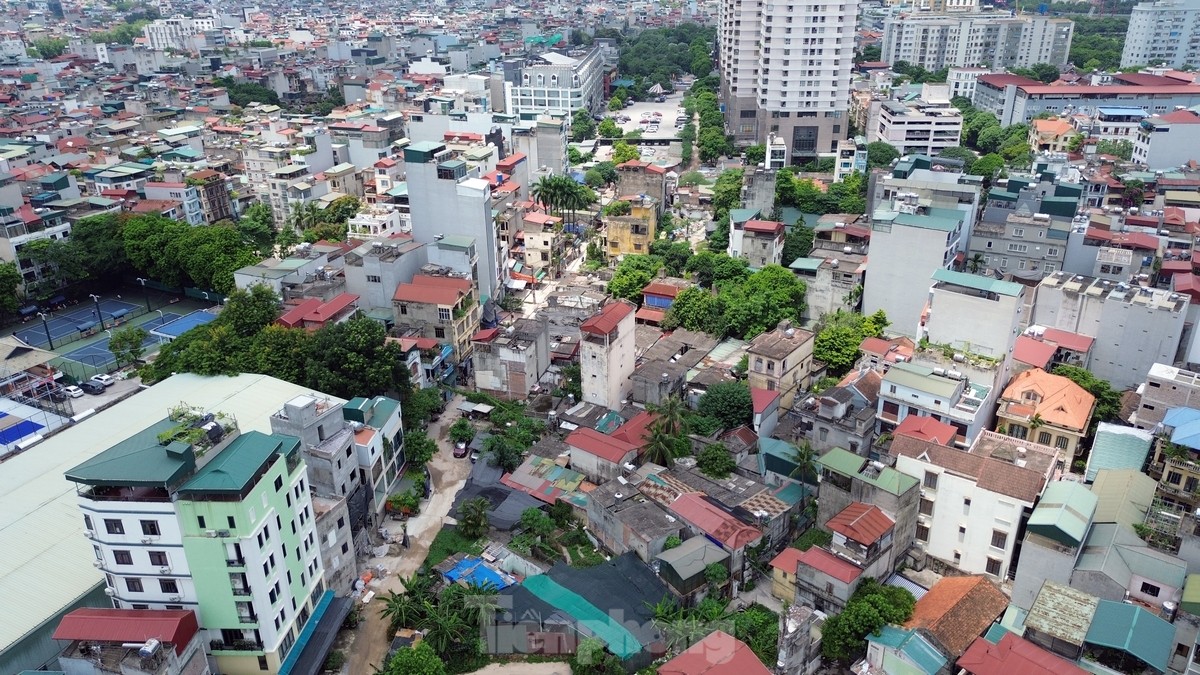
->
xmin=178 ymin=432 xmax=299 ymax=494
xmin=1084 ymin=600 xmax=1173 ymax=672
xmin=0 ymin=374 xmax=345 ymax=655
xmin=1026 ymin=480 xmax=1097 ymax=546
xmin=1085 ymin=424 xmax=1154 ymax=483
xmin=1025 ymin=581 xmax=1098 ymax=647
xmin=1090 ymin=469 xmax=1157 ymax=527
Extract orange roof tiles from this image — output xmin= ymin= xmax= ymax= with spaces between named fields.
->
xmin=795 ymin=546 xmax=862 ymax=583
xmin=392 ymin=274 xmax=472 ymax=305
xmin=905 ymin=576 xmax=1009 ymax=657
xmin=580 ymin=300 xmax=634 ymax=336
xmin=1000 ymin=368 xmax=1095 ymax=433
xmin=959 ymin=633 xmax=1090 ymax=675
xmin=670 ymin=493 xmax=762 ymax=550
xmin=826 ymin=502 xmax=894 ymax=545
xmin=566 ymin=427 xmax=638 ymax=463
xmin=894 ymin=415 xmax=957 ymax=446
xmin=657 ymin=630 xmax=773 ymax=675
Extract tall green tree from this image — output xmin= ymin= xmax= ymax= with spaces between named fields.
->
xmin=457 ymin=497 xmax=491 ymax=538
xmin=698 ymin=381 xmax=753 ymax=430
xmin=108 ymin=325 xmax=148 ymax=366
xmin=866 ymin=141 xmax=900 ymax=169
xmin=0 ymin=262 xmax=20 ymax=319
xmin=382 ymin=643 xmax=446 ymax=675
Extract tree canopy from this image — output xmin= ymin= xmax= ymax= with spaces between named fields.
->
xmin=821 ymin=578 xmax=916 ymax=662
xmin=698 ymin=381 xmax=753 ymax=431
xmin=813 ymin=310 xmax=889 ymax=375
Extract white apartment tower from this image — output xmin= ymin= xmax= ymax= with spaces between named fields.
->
xmin=718 ymin=0 xmax=859 ymax=161
xmin=1122 ymin=0 xmax=1200 ymax=69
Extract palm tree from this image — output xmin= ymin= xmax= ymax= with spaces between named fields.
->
xmin=650 ymin=395 xmax=686 ymax=437
xmin=790 ymin=441 xmax=817 ymax=486
xmin=967 ymin=253 xmax=986 ymax=273
xmin=457 ymin=496 xmax=490 ymax=538
xmin=642 ymin=423 xmax=678 ymax=468
xmin=531 ymin=175 xmax=563 ymax=215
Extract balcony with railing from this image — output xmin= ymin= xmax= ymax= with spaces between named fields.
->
xmin=209 ymin=639 xmax=264 ymax=653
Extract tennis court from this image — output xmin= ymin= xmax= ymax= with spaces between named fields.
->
xmin=59 ymin=312 xmax=182 ymax=370
xmin=150 ymin=310 xmax=218 ymax=342
xmin=13 ymin=298 xmax=142 ymax=348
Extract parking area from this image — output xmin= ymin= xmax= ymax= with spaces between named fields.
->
xmin=611 ymin=91 xmax=689 ymax=139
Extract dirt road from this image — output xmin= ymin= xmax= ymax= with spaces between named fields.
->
xmin=467 ymin=662 xmax=570 ymax=675
xmin=345 ymin=395 xmax=474 ymax=673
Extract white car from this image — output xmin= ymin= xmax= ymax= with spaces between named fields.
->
xmin=89 ymin=374 xmax=115 ymax=388
xmin=648 ymin=125 xmax=659 ymax=132
xmin=62 ymin=385 xmax=84 ymax=398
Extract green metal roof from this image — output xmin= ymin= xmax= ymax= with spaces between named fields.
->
xmin=178 ymin=432 xmax=299 ymax=494
xmin=870 ymin=626 xmax=947 ymax=675
xmin=789 ymin=257 xmax=823 ymax=272
xmin=1182 ymin=575 xmax=1200 ymax=616
xmin=817 ymin=447 xmax=918 ymax=495
xmin=931 ymin=268 xmax=1023 ymax=297
xmin=64 ymin=419 xmax=196 ymax=487
xmin=1026 ymin=480 xmax=1097 ymax=547
xmin=438 ymin=234 xmax=476 ymax=249
xmin=882 ymin=361 xmax=961 ymax=398
xmin=893 ymin=211 xmax=962 ymax=232
xmin=1090 ymin=469 xmax=1157 ymax=527
xmin=730 ymin=208 xmax=759 ymax=224
xmin=1084 ymin=600 xmax=1173 ymax=672
xmin=1086 ymin=424 xmax=1154 ymax=482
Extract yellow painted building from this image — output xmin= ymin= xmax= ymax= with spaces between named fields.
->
xmin=603 ymin=195 xmax=657 ymax=257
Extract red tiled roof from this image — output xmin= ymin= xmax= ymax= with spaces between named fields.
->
xmin=1041 ymin=328 xmax=1094 ymax=353
xmin=472 ymin=327 xmax=501 ymax=342
xmin=905 ymin=576 xmax=1009 ymax=657
xmin=581 ymin=300 xmax=634 ymax=336
xmin=306 ymin=293 xmax=358 ymax=323
xmin=744 ymin=219 xmax=784 ymax=234
xmin=635 ymin=307 xmax=666 ymax=323
xmin=750 ymin=386 xmax=779 ymax=415
xmin=392 ymin=274 xmax=472 ymax=305
xmin=566 ymin=427 xmax=638 ymax=463
xmin=796 ymin=546 xmax=862 ymax=584
xmin=826 ymin=502 xmax=894 ymax=545
xmin=1173 ymin=273 xmax=1200 ymax=302
xmin=1013 ymin=336 xmax=1056 ymax=369
xmin=611 ymin=410 xmax=658 ymax=448
xmin=958 ymin=633 xmax=1090 ymax=675
xmin=670 ymin=493 xmax=762 ymax=550
xmin=642 ymin=281 xmax=684 ymax=298
xmin=894 ymin=415 xmax=957 ymax=446
xmin=657 ymin=630 xmax=773 ymax=675
xmin=276 ymin=298 xmax=322 ymax=328
xmin=1085 ymin=227 xmax=1160 ymax=250
xmin=53 ymin=608 xmax=199 ymax=656
xmin=768 ymin=547 xmax=803 ymax=573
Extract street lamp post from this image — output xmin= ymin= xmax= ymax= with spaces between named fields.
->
xmin=136 ymin=278 xmax=151 ymax=313
xmin=37 ymin=312 xmax=54 ymax=350
xmin=89 ymin=293 xmax=103 ymax=328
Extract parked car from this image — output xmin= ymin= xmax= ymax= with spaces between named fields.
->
xmin=655 ymin=95 xmax=667 ymax=102
xmin=80 ymin=381 xmax=105 ymax=395
xmin=62 ymin=385 xmax=84 ymax=398
xmin=48 ymin=388 xmax=68 ymax=402
xmin=454 ymin=440 xmax=469 ymax=458
xmin=89 ymin=374 xmax=114 ymax=388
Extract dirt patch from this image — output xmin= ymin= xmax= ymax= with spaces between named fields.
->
xmin=466 ymin=662 xmax=571 ymax=675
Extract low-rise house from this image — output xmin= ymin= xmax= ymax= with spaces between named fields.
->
xmin=1084 ymin=423 xmax=1154 ymax=482
xmin=654 ymin=537 xmax=731 ymax=606
xmin=793 ymin=379 xmax=877 ymax=456
xmin=865 ymin=576 xmax=1008 ymax=675
xmin=275 ymin=293 xmax=360 ymax=331
xmin=752 ymin=387 xmax=781 ymax=439
xmin=657 ymin=630 xmax=772 ymax=675
xmin=668 ymin=492 xmax=762 ymax=582
xmin=878 ymin=360 xmax=996 ymax=449
xmin=52 ymin=608 xmax=209 ymax=675
xmin=586 ymin=479 xmax=682 ymax=563
xmin=787 ymin=501 xmax=900 ymax=611
xmin=816 ymin=447 xmax=920 ymax=560
xmin=392 ymin=273 xmax=480 ymax=361
xmin=785 ymin=546 xmax=864 ymax=613
xmin=471 ymin=318 xmax=552 ymax=400
xmin=890 ymin=431 xmax=1060 ymax=580
xmin=730 ymin=219 xmax=786 ymax=268
xmin=959 ymin=633 xmax=1090 ymax=675
xmin=996 ymin=368 xmax=1095 ymax=459
xmin=746 ymin=319 xmax=815 ymax=411
xmin=566 ymin=426 xmax=638 ymax=483
xmin=637 ymin=277 xmax=691 ymax=326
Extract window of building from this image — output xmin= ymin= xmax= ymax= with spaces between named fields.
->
xmin=438 ymin=307 xmax=451 ymax=322
xmin=1168 ymin=471 xmax=1182 ymax=485
xmin=259 ymin=656 xmax=269 ymax=670
xmin=149 ymin=551 xmax=168 ymax=566
xmin=1141 ymin=581 xmax=1161 ymax=597
xmin=84 ymin=514 xmax=93 ymax=531
xmin=274 ymin=476 xmax=283 ymax=491
xmin=986 ymin=557 xmax=1002 ymax=576
xmin=919 ymin=498 xmax=934 ymax=516
xmin=1056 ymin=436 xmax=1069 ymax=450
xmin=398 ymin=304 xmax=407 ymax=315
xmin=159 ymin=579 xmax=179 ymax=594
xmin=1038 ymin=431 xmax=1052 ymax=445
xmin=227 ymin=516 xmax=236 ymax=529
xmin=197 ymin=516 xmax=205 ymax=529
xmin=963 ymin=498 xmax=971 ymax=514
xmin=916 ymin=524 xmax=930 ymax=541
xmin=140 ymin=520 xmax=159 ymax=536
xmin=954 ymin=551 xmax=962 ymax=564
xmin=126 ymin=577 xmax=143 ymax=592
xmin=434 ymin=327 xmax=446 ymax=338
xmin=104 ymin=519 xmax=124 ymax=535
xmin=991 ymin=530 xmax=1008 ymax=549
xmin=114 ymin=550 xmax=133 ymax=565
xmin=923 ymin=472 xmax=938 ymax=490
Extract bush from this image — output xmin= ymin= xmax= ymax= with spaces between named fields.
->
xmin=323 ymin=650 xmax=346 ymax=671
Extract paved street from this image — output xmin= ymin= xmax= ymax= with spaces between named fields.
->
xmin=345 ymin=393 xmax=474 ymax=673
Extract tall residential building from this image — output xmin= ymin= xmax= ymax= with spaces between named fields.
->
xmin=405 ymin=141 xmax=503 ymax=303
xmin=1122 ymin=0 xmax=1200 ymax=69
xmin=580 ymin=300 xmax=636 ymax=410
xmin=502 ymin=49 xmax=605 ymax=117
xmin=872 ymin=87 xmax=964 ymax=156
xmin=718 ymin=0 xmax=859 ymax=160
xmin=863 ymin=199 xmax=968 ymax=337
xmin=966 ymin=174 xmax=1084 ymax=280
xmin=64 ymin=410 xmax=331 ymax=674
xmin=881 ymin=13 xmax=1074 ymax=71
